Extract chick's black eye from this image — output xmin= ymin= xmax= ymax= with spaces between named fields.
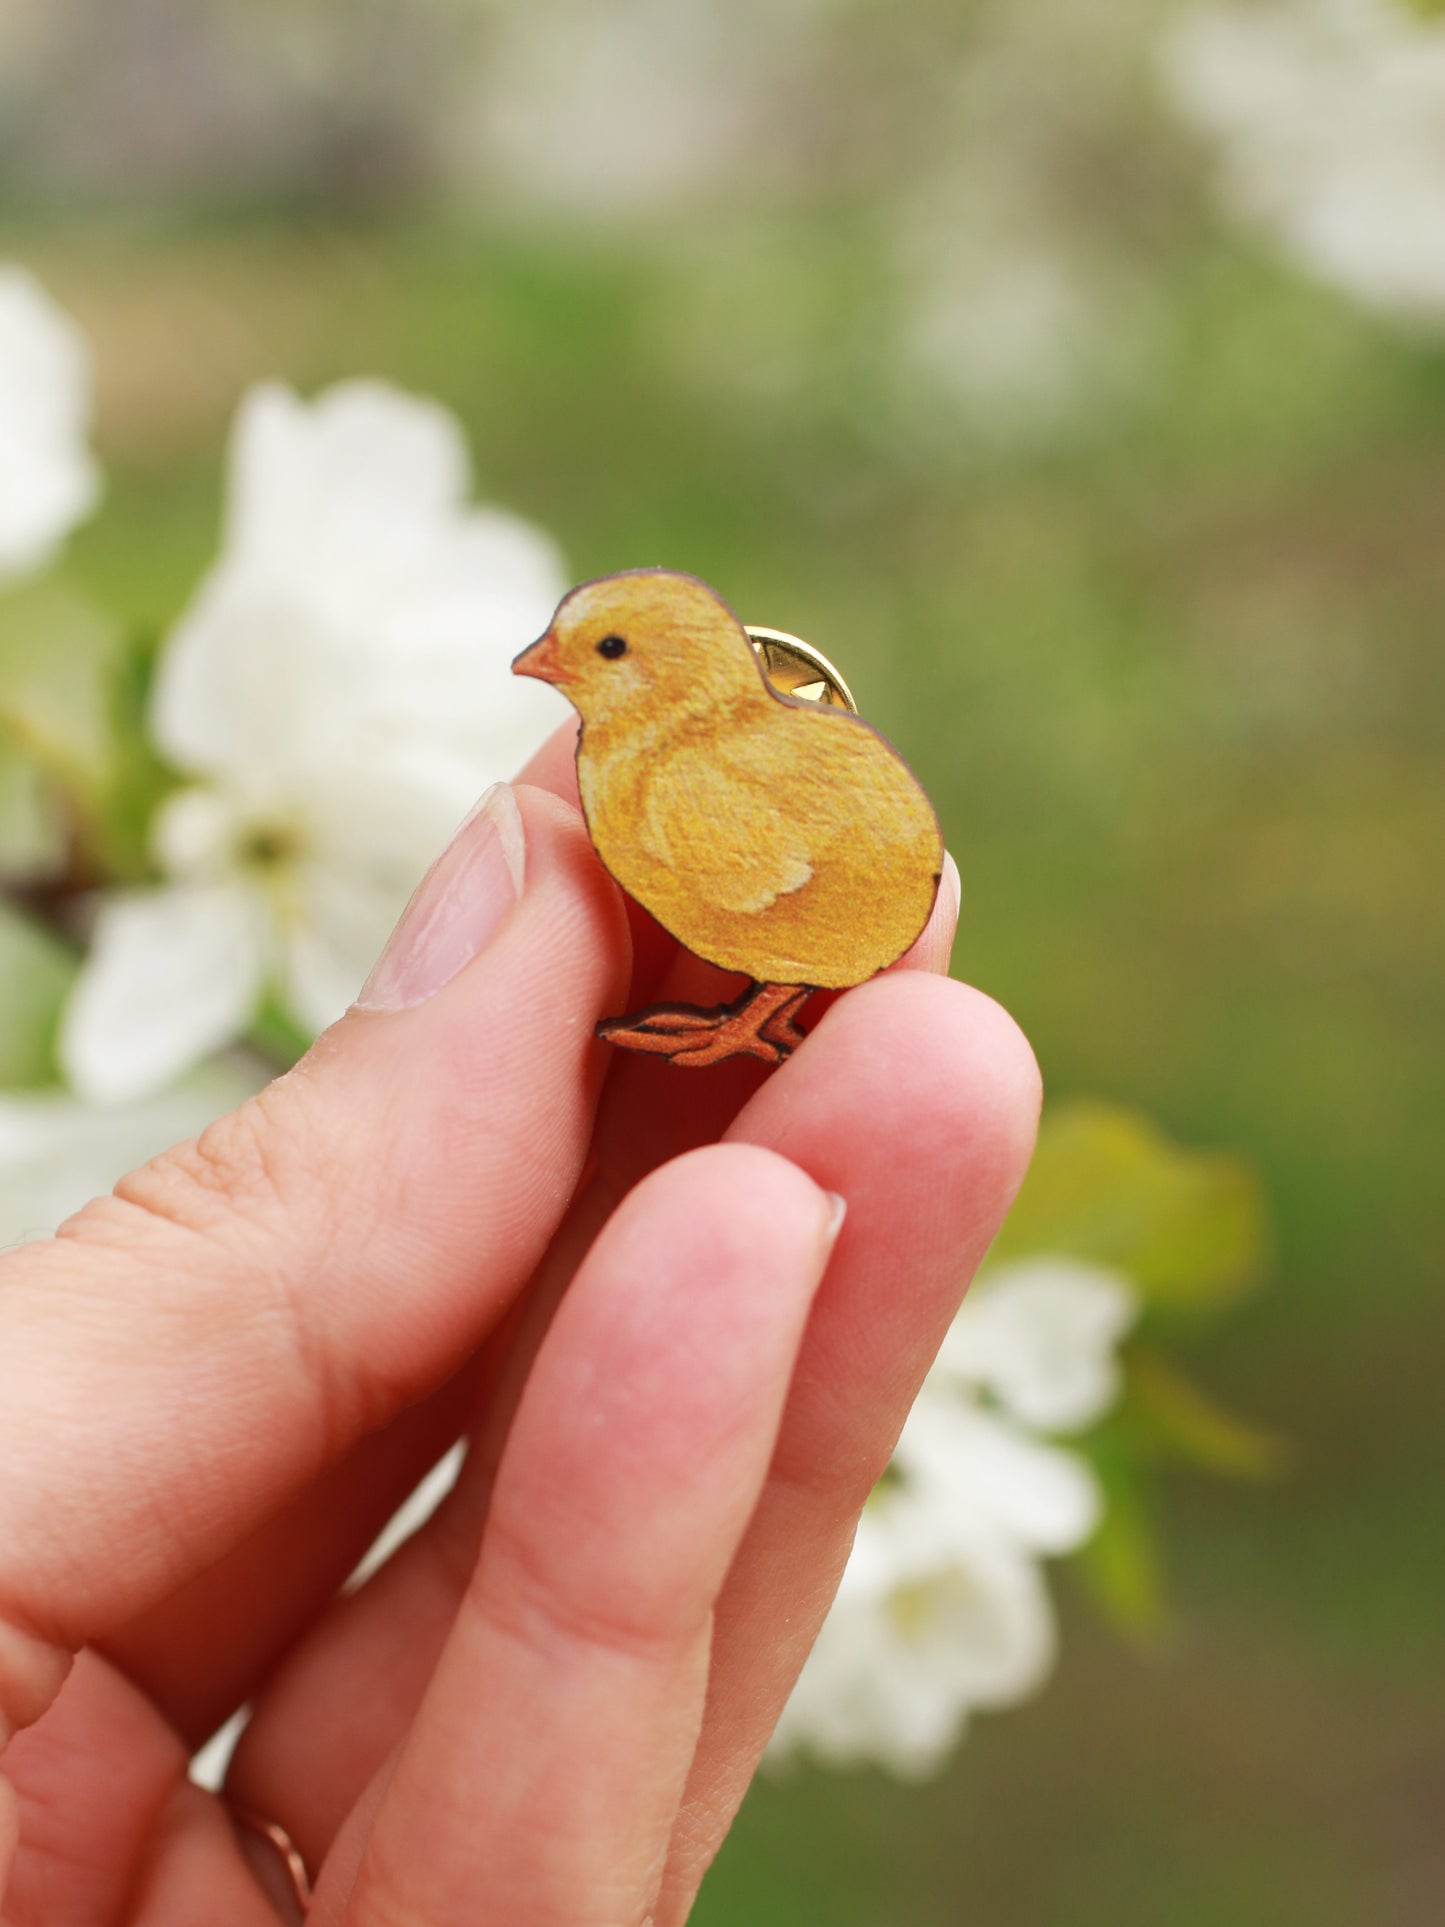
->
xmin=597 ymin=634 xmax=628 ymax=660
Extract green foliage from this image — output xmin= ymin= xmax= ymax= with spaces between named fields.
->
xmin=1074 ymin=1345 xmax=1288 ymax=1637
xmin=992 ymin=1101 xmax=1270 ymax=1314
xmin=988 ymin=1101 xmax=1280 ymax=1638
xmin=1123 ymin=1348 xmax=1291 ymax=1481
xmin=0 ymin=585 xmax=172 ymax=885
xmin=1073 ymin=1444 xmax=1168 ymax=1639
xmin=0 ymin=744 xmax=66 ymax=880
xmin=248 ymin=992 xmax=316 ymax=1069
xmin=0 ymin=899 xmax=76 ymax=1087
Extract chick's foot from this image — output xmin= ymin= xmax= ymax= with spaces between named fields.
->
xmin=596 ymin=982 xmax=811 ymax=1068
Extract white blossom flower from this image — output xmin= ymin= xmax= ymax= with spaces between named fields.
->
xmin=1163 ymin=0 xmax=1445 ymax=323
xmin=769 ymin=1259 xmax=1137 ymax=1778
xmin=0 ymin=264 xmax=100 ymax=582
xmin=934 ymin=1257 xmax=1139 ymax=1434
xmin=769 ymin=1500 xmax=1058 ymax=1780
xmin=153 ymin=381 xmax=566 ymax=773
xmin=0 ymin=1057 xmax=262 ymax=1250
xmin=893 ymin=1393 xmax=1105 ymax=1559
xmin=60 ymin=380 xmax=567 ymax=1105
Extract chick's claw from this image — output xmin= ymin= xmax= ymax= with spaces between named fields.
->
xmin=758 ymin=989 xmax=811 ymax=1054
xmin=596 ymin=982 xmax=811 ymax=1069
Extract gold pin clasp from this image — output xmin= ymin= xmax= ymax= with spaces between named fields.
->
xmin=747 ymin=627 xmax=857 ymax=714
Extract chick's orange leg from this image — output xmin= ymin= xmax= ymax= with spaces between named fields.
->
xmin=596 ymin=981 xmax=812 ymax=1068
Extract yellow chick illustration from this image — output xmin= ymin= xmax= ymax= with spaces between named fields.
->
xmin=513 ymin=569 xmax=944 ymax=1066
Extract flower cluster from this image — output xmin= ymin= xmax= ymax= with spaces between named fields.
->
xmin=0 ymin=261 xmax=566 ymax=1221
xmin=769 ymin=1259 xmax=1136 ymax=1776
xmin=61 ymin=378 xmax=567 ymax=1103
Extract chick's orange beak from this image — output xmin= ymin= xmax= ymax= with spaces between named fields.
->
xmin=512 ymin=629 xmax=565 ymax=685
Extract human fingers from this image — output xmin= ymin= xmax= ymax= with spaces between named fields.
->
xmin=314 ymin=1144 xmax=842 ymax=1927
xmin=102 ymin=1363 xmax=483 ymax=1746
xmin=1 ymin=1648 xmax=284 ymax=1926
xmin=119 ymin=701 xmax=699 ymax=1743
xmin=222 ymin=855 xmax=963 ymax=1849
xmin=123 ymin=826 xmax=960 ymax=1744
xmin=656 ymin=973 xmax=1040 ymax=1917
xmin=2 ymin=1656 xmax=282 ymax=1927
xmin=1 ymin=1649 xmax=185 ymax=1927
xmin=0 ymin=783 xmax=627 ymax=1749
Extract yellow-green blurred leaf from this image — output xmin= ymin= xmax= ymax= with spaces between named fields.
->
xmin=1125 ymin=1348 xmax=1292 ymax=1481
xmin=0 ymin=749 xmax=67 ymax=883
xmin=1072 ymin=1460 xmax=1168 ymax=1642
xmin=991 ymin=1101 xmax=1269 ymax=1312
xmin=0 ymin=587 xmax=171 ymax=882
xmin=0 ymin=583 xmax=119 ymax=785
xmin=248 ymin=993 xmax=316 ymax=1072
xmin=0 ymin=901 xmax=77 ymax=1088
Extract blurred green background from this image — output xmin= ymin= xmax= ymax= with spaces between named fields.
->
xmin=3 ymin=1 xmax=1442 ymax=1920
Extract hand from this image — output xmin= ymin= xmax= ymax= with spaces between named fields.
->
xmin=0 ymin=726 xmax=1039 ymax=1927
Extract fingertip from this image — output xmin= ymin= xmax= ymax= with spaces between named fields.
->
xmin=919 ymin=972 xmax=1042 ymax=1153
xmin=622 ymin=1141 xmax=842 ymax=1289
xmin=840 ymin=970 xmax=1040 ymax=1164
xmin=754 ymin=969 xmax=1042 ymax=1245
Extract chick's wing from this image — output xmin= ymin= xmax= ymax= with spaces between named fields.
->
xmin=638 ymin=733 xmax=816 ymax=916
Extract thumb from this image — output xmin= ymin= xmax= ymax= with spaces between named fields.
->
xmin=0 ymin=782 xmax=627 ymax=1742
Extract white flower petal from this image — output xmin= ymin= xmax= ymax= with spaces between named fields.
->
xmin=357 ymin=508 xmax=568 ymax=751
xmin=768 ymin=1254 xmax=1132 ymax=1778
xmin=922 ymin=1530 xmax=1058 ymax=1711
xmin=151 ymin=783 xmax=251 ymax=880
xmin=279 ymin=743 xmax=483 ymax=1033
xmin=61 ymin=884 xmax=265 ymax=1105
xmin=302 ymin=740 xmax=485 ymax=875
xmin=225 ymin=379 xmax=472 ymax=588
xmin=768 ymin=1522 xmax=1058 ymax=1779
xmin=151 ymin=585 xmax=365 ymax=777
xmin=152 ymin=381 xmax=567 ymax=779
xmin=0 ymin=264 xmax=100 ymax=580
xmin=0 ymin=1057 xmax=263 ymax=1250
xmin=937 ymin=1257 xmax=1139 ymax=1433
xmin=282 ymin=910 xmax=379 ymax=1039
xmin=894 ymin=1397 xmax=1103 ymax=1555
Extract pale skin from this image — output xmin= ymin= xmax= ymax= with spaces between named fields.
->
xmin=0 ymin=724 xmax=1040 ymax=1927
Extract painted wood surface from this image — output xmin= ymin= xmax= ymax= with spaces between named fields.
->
xmin=514 ymin=568 xmax=944 ymax=1061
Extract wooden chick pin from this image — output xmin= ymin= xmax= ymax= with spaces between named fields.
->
xmin=513 ymin=569 xmax=943 ymax=1067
